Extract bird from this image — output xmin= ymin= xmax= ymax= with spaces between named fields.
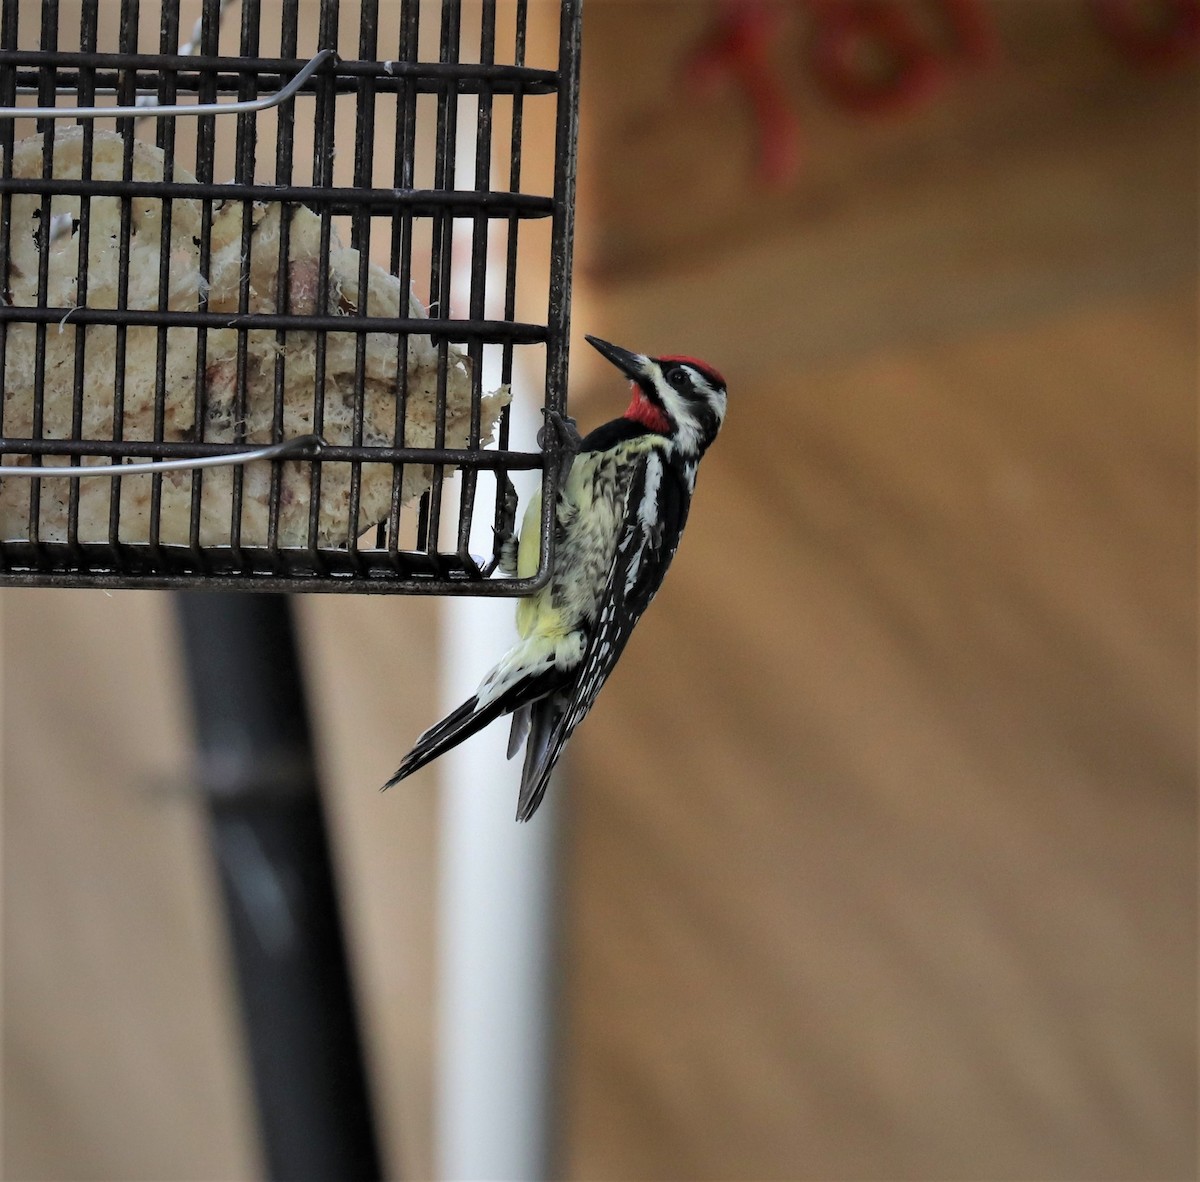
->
xmin=384 ymin=334 xmax=728 ymax=821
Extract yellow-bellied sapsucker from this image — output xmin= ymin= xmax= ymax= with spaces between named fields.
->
xmin=385 ymin=334 xmax=728 ymax=820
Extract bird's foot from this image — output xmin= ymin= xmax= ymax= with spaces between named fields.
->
xmin=538 ymin=407 xmax=582 ymax=484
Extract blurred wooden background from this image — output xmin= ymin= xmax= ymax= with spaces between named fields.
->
xmin=4 ymin=1 xmax=1196 ymax=1179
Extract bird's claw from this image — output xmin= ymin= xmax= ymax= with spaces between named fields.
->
xmin=538 ymin=407 xmax=582 ymax=484
xmin=538 ymin=406 xmax=583 ymax=451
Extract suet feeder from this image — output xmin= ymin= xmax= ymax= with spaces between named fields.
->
xmin=0 ymin=0 xmax=581 ymax=594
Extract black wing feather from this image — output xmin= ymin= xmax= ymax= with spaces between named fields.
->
xmin=515 ymin=451 xmax=691 ymax=820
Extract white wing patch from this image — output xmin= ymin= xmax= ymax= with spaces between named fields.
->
xmin=625 ymin=450 xmax=663 ymax=595
xmin=638 ymin=450 xmax=663 ymax=531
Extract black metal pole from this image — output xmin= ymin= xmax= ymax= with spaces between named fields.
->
xmin=175 ymin=592 xmax=384 ymax=1182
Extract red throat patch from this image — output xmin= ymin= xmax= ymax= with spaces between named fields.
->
xmin=625 ymin=385 xmax=672 ymax=435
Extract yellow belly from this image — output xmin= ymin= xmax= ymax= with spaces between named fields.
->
xmin=512 ymin=441 xmax=656 ymax=646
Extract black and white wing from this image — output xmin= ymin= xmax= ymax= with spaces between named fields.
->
xmin=515 ymin=449 xmax=694 ymax=821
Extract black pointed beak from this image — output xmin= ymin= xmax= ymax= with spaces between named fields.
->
xmin=585 ymin=334 xmax=647 ymax=382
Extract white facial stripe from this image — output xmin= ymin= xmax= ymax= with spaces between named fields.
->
xmin=648 ymin=362 xmax=727 ymax=451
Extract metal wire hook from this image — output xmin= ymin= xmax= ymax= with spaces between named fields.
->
xmin=0 ymin=48 xmax=337 ymax=122
xmin=0 ymin=434 xmax=326 ymax=478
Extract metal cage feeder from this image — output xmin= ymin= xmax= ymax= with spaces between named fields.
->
xmin=0 ymin=0 xmax=581 ymax=594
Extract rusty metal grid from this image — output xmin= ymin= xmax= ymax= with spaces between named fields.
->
xmin=0 ymin=0 xmax=580 ymax=594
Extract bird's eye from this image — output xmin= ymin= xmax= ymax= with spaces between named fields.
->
xmin=667 ymin=368 xmax=688 ymax=389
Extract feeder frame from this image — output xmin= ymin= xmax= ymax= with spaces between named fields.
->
xmin=0 ymin=0 xmax=581 ymax=595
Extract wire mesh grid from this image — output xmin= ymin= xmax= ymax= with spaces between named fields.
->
xmin=0 ymin=0 xmax=580 ymax=593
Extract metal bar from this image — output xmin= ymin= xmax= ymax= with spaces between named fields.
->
xmin=267 ymin=0 xmax=301 ymax=558
xmin=4 ymin=69 xmax=554 ymax=100
xmin=175 ymin=593 xmax=384 ymax=1182
xmin=456 ymin=0 xmax=498 ymax=563
xmin=302 ymin=0 xmax=340 ymax=567
xmin=541 ymin=0 xmax=583 ymax=539
xmin=0 ymin=48 xmax=335 ymax=120
xmin=103 ymin=0 xmax=139 ymax=564
xmin=147 ymin=0 xmax=183 ymax=557
xmin=24 ymin=0 xmax=57 ymax=545
xmin=483 ymin=0 xmax=529 ymax=577
xmin=385 ymin=0 xmax=421 ymax=564
xmin=0 ymin=0 xmax=17 ymax=469
xmin=425 ymin=0 xmax=465 ymax=563
xmin=176 ymin=0 xmax=236 ymax=59
xmin=0 ymin=437 xmax=545 ymax=467
xmin=0 ymin=305 xmax=550 ymax=339
xmin=63 ymin=0 xmax=98 ymax=560
xmin=0 ymin=434 xmax=326 ymax=477
xmin=0 ymin=176 xmax=554 ymax=217
xmin=228 ymin=0 xmax=266 ymax=562
xmin=0 ymin=50 xmax=557 ymax=89
xmin=346 ymin=0 xmax=381 ymax=565
xmin=7 ymin=564 xmax=551 ymax=595
xmin=185 ymin=0 xmax=221 ymax=565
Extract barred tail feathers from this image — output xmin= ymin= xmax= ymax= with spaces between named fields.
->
xmin=383 ymin=692 xmax=509 ymax=787
xmin=384 ymin=645 xmax=567 ymax=789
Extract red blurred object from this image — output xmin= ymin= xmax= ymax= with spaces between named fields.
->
xmin=940 ymin=0 xmax=1003 ymax=63
xmin=806 ymin=0 xmax=996 ymax=115
xmin=685 ymin=0 xmax=804 ymax=186
xmin=682 ymin=0 xmax=998 ymax=185
xmin=808 ymin=0 xmax=944 ymax=113
xmin=680 ymin=0 xmax=1195 ymax=192
xmin=1091 ymin=0 xmax=1200 ymax=68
